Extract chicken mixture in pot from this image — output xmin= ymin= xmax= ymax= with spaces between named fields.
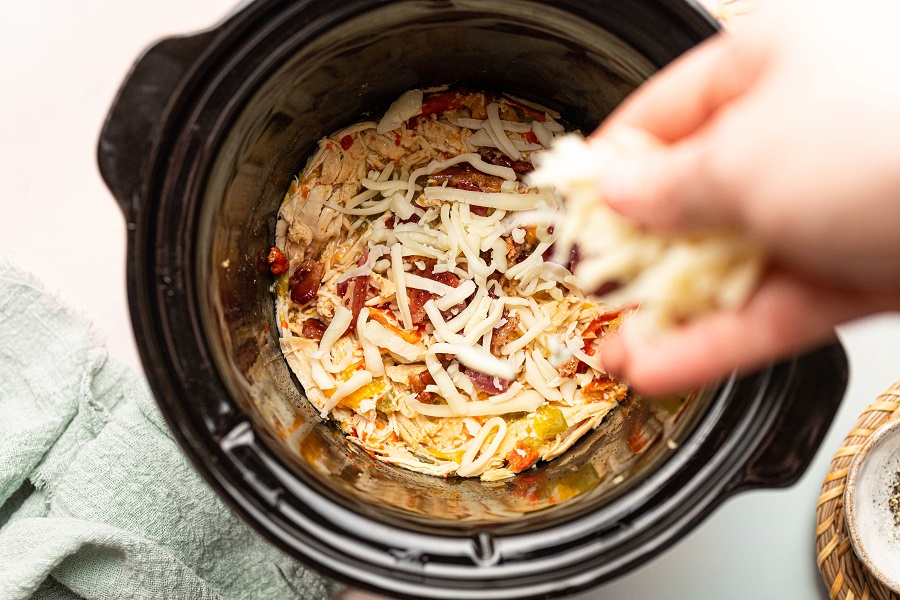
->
xmin=272 ymin=89 xmax=629 ymax=481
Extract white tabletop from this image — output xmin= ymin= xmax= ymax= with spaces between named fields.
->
xmin=2 ymin=2 xmax=899 ymax=598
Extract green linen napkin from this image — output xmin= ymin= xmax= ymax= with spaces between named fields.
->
xmin=0 ymin=263 xmax=337 ymax=599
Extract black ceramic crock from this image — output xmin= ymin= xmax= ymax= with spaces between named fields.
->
xmin=97 ymin=1 xmax=849 ymax=598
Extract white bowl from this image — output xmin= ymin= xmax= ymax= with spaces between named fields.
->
xmin=845 ymin=419 xmax=900 ymax=593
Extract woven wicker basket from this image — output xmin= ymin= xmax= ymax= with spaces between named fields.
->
xmin=816 ymin=382 xmax=900 ymax=600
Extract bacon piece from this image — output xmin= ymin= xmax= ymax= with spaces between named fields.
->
xmin=490 ymin=312 xmax=519 ymax=356
xmin=289 ymin=260 xmax=324 ymax=306
xmin=504 ymin=236 xmax=523 ymax=265
xmin=267 ymin=246 xmax=289 ymax=275
xmin=408 ymin=370 xmax=435 ymax=394
xmin=557 ymin=357 xmax=580 ymax=378
xmin=338 ymin=275 xmax=369 ymax=333
xmin=409 ymin=370 xmax=435 ymax=404
xmin=301 ymin=318 xmax=327 ymax=341
xmin=334 ymin=250 xmax=374 ymax=332
xmin=408 ymin=288 xmax=434 ymax=326
xmin=435 ymin=353 xmax=454 ymax=369
xmin=466 ymin=369 xmax=510 ymax=395
xmin=429 ymin=163 xmax=503 ymax=193
xmin=477 ymin=148 xmax=534 ymax=175
xmin=405 ymin=258 xmax=461 ymax=325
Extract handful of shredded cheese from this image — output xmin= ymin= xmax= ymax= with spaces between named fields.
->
xmin=529 ymin=133 xmax=766 ymax=332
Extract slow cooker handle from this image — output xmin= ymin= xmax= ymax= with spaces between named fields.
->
xmin=97 ymin=32 xmax=214 ymax=224
xmin=725 ymin=342 xmax=848 ymax=495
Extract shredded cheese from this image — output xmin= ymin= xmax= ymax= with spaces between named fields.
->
xmin=486 ymin=102 xmax=522 ymax=160
xmin=377 ymin=89 xmax=423 ymax=134
xmin=429 ymin=342 xmax=515 ymax=380
xmin=321 ymin=370 xmax=373 ymax=415
xmin=528 ymin=133 xmax=765 ymax=331
xmin=434 ymin=279 xmax=476 ymax=310
xmin=318 ymin=306 xmax=352 ymax=357
xmin=425 ymin=353 xmax=468 ymax=414
xmin=423 ymin=187 xmax=546 ymax=211
xmin=364 ymin=320 xmax=424 ymax=362
xmin=390 ymin=243 xmax=413 ymax=330
xmin=457 ymin=417 xmax=508 ymax=477
xmin=356 ymin=308 xmax=385 ymax=377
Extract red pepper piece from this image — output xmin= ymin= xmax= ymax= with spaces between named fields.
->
xmin=267 ymin=246 xmax=289 ymax=275
xmin=506 ymin=438 xmax=541 ymax=472
xmin=419 ymin=91 xmax=466 ymax=116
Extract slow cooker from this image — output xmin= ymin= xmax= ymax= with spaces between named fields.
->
xmin=97 ymin=1 xmax=848 ymax=598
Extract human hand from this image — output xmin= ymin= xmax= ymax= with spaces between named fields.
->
xmin=593 ymin=0 xmax=900 ymax=395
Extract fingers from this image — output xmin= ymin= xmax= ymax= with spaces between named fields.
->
xmin=599 ymin=270 xmax=887 ymax=396
xmin=593 ymin=137 xmax=736 ymax=232
xmin=594 ymin=31 xmax=761 ymax=143
xmin=588 ymin=28 xmax=769 ymax=233
xmin=592 ymin=34 xmax=757 ymax=143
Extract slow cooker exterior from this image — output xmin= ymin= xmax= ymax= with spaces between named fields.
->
xmin=98 ymin=1 xmax=849 ymax=598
